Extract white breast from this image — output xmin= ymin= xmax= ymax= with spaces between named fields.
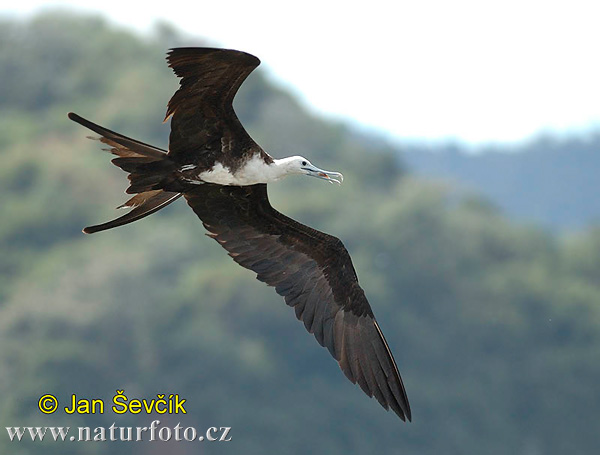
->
xmin=198 ymin=155 xmax=281 ymax=185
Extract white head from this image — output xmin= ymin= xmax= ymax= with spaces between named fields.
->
xmin=273 ymin=156 xmax=343 ymax=184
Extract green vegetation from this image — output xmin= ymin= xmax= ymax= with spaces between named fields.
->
xmin=1 ymin=11 xmax=599 ymax=455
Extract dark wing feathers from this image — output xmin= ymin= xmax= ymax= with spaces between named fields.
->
xmin=71 ymin=48 xmax=410 ymax=420
xmin=166 ymin=47 xmax=259 ymax=116
xmin=185 ymin=184 xmax=411 ymax=421
xmin=165 ymin=48 xmax=263 ymax=165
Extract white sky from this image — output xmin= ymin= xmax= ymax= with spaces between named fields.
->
xmin=3 ymin=0 xmax=600 ymax=144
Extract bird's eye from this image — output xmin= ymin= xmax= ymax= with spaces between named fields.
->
xmin=302 ymin=161 xmax=307 ymax=166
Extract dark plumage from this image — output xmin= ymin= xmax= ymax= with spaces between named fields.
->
xmin=69 ymin=47 xmax=411 ymax=421
xmin=186 ymin=184 xmax=411 ymax=420
xmin=166 ymin=48 xmax=269 ymax=171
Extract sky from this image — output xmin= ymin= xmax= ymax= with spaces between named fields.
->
xmin=3 ymin=0 xmax=600 ymax=145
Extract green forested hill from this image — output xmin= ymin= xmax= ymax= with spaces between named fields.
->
xmin=1 ymin=11 xmax=599 ymax=455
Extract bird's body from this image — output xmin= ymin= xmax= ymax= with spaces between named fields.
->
xmin=69 ymin=47 xmax=411 ymax=421
xmin=185 ymin=155 xmax=325 ymax=186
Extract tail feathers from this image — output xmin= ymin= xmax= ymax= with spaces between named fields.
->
xmin=83 ymin=190 xmax=182 ymax=234
xmin=68 ymin=112 xmax=166 ymax=159
xmin=69 ymin=112 xmax=179 ymax=194
xmin=69 ymin=112 xmax=184 ymax=233
xmin=110 ymin=156 xmax=178 ymax=194
xmin=117 ymin=189 xmax=164 ymax=209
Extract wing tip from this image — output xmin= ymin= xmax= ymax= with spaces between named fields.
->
xmin=166 ymin=47 xmax=261 ymax=70
xmin=372 ymin=320 xmax=412 ymax=422
xmin=396 ymin=403 xmax=412 ymax=422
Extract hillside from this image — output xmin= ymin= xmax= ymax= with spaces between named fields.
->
xmin=1 ymin=11 xmax=599 ymax=455
xmin=401 ymin=134 xmax=600 ymax=230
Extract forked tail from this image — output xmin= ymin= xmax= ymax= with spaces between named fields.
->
xmin=68 ymin=113 xmax=182 ymax=234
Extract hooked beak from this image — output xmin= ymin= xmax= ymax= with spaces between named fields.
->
xmin=301 ymin=165 xmax=344 ymax=185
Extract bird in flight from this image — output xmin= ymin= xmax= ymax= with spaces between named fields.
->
xmin=69 ymin=48 xmax=411 ymax=421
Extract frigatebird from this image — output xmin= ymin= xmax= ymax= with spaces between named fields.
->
xmin=69 ymin=48 xmax=411 ymax=421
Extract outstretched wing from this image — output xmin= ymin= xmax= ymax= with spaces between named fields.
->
xmin=184 ymin=184 xmax=411 ymax=421
xmin=165 ymin=48 xmax=265 ymax=168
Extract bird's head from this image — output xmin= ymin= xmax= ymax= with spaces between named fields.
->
xmin=276 ymin=156 xmax=343 ymax=184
